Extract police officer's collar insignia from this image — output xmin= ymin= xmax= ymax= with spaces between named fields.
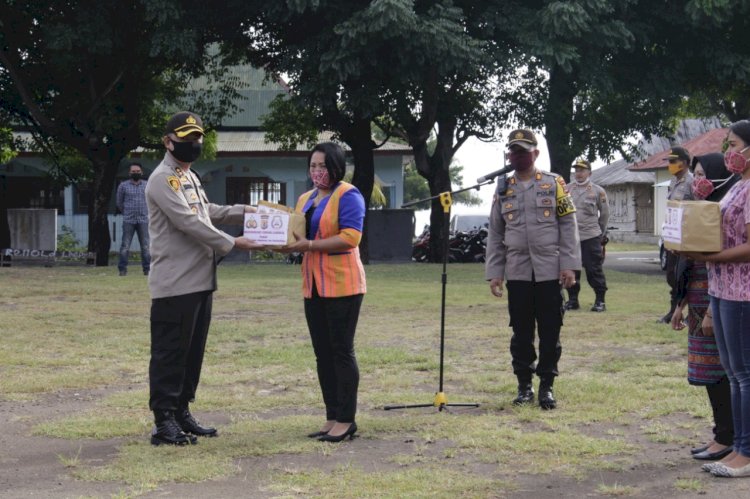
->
xmin=166 ymin=176 xmax=180 ymax=192
xmin=535 ymin=172 xmax=542 ymax=180
xmin=175 ymin=167 xmax=184 ymax=177
xmin=540 ymin=183 xmax=551 ymax=190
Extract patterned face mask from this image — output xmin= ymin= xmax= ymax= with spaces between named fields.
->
xmin=310 ymin=169 xmax=331 ymax=189
xmin=691 ymin=176 xmax=714 ymax=199
xmin=724 ymin=146 xmax=750 ymax=174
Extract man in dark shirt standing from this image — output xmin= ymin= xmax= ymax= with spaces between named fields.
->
xmin=116 ymin=162 xmax=150 ymax=276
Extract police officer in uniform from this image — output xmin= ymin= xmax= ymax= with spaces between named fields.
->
xmin=146 ymin=111 xmax=263 ymax=445
xmin=485 ymin=129 xmax=581 ymax=410
xmin=659 ymin=146 xmax=694 ymax=324
xmin=564 ymin=159 xmax=610 ymax=312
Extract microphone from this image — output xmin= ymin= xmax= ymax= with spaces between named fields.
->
xmin=477 ymin=165 xmax=513 ymax=183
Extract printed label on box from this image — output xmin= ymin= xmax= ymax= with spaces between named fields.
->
xmin=244 ymin=213 xmax=290 ymax=245
xmin=662 ymin=206 xmax=684 ymax=244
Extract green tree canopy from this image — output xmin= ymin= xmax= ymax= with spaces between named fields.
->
xmin=0 ymin=0 xmax=248 ymax=264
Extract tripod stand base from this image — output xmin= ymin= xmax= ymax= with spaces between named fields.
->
xmin=384 ymin=392 xmax=480 ymax=411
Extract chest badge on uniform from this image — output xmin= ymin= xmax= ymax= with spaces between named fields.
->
xmin=504 ymin=203 xmax=513 ymax=209
xmin=542 ymin=197 xmax=552 ymax=205
xmin=507 ymin=213 xmax=514 ymax=220
xmin=167 ymin=176 xmax=180 ymax=192
xmin=543 ymin=209 xmax=551 ymax=217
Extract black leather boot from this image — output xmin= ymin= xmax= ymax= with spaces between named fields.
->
xmin=513 ymin=379 xmax=534 ymax=406
xmin=538 ymin=378 xmax=556 ymax=410
xmin=151 ymin=410 xmax=194 ymax=446
xmin=564 ymin=299 xmax=579 ymax=310
xmin=176 ymin=408 xmax=218 ymax=437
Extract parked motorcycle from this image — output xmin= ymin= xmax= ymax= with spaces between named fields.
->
xmin=412 ymin=225 xmax=487 ymax=263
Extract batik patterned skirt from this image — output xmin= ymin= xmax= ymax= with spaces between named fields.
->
xmin=687 ymin=264 xmax=725 ymax=385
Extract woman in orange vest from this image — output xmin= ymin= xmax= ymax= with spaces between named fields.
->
xmin=283 ymin=142 xmax=366 ymax=442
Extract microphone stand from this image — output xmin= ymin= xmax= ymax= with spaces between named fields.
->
xmin=384 ymin=178 xmax=495 ymax=412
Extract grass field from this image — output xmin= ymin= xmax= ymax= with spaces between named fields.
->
xmin=0 ymin=261 xmax=726 ymax=497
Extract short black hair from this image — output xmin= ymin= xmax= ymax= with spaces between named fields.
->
xmin=308 ymin=142 xmax=346 ymax=184
xmin=730 ymin=120 xmax=750 ymax=146
xmin=128 ymin=162 xmax=143 ymax=170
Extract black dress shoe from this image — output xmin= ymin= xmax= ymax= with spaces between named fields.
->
xmin=657 ymin=313 xmax=672 ymax=324
xmin=513 ymin=383 xmax=534 ymax=405
xmin=176 ymin=409 xmax=218 ymax=437
xmin=693 ymin=446 xmax=733 ymax=461
xmin=318 ymin=423 xmax=357 ymax=442
xmin=691 ymin=444 xmax=710 ymax=455
xmin=307 ymin=430 xmax=329 ymax=438
xmin=538 ymin=382 xmax=556 ymax=410
xmin=151 ymin=411 xmax=195 ymax=446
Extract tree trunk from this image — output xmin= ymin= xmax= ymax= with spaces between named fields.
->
xmin=347 ymin=117 xmax=375 ymax=264
xmin=544 ymin=65 xmax=578 ymax=183
xmin=87 ymin=155 xmax=119 ymax=266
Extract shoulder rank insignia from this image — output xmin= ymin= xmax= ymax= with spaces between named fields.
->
xmin=535 ymin=172 xmax=542 ymax=180
xmin=555 ymin=176 xmax=576 ymax=217
xmin=167 ymin=176 xmax=180 ymax=192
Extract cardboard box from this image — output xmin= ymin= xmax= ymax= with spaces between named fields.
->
xmin=243 ymin=201 xmax=305 ymax=247
xmin=662 ymin=200 xmax=722 ymax=252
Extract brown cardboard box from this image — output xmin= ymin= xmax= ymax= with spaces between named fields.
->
xmin=662 ymin=200 xmax=721 ymax=252
xmin=244 ymin=201 xmax=305 ymax=247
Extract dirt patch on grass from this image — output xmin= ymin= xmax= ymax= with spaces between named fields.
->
xmin=3 ymin=390 xmax=750 ymax=498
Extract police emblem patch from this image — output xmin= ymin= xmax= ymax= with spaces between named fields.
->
xmin=167 ymin=176 xmax=180 ymax=192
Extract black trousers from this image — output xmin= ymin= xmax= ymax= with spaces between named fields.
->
xmin=707 ymin=375 xmax=734 ymax=447
xmin=568 ymin=236 xmax=607 ymax=302
xmin=149 ymin=290 xmax=213 ymax=412
xmin=665 ymin=251 xmax=680 ymax=315
xmin=506 ymin=279 xmax=564 ymax=381
xmin=304 ymin=287 xmax=363 ymax=423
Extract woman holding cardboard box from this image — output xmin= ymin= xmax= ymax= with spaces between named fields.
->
xmin=683 ymin=121 xmax=750 ymax=477
xmin=671 ymin=152 xmax=737 ymax=462
xmin=282 ymin=142 xmax=366 ymax=443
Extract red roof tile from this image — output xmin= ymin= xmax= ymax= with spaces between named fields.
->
xmin=629 ymin=128 xmax=728 ymax=171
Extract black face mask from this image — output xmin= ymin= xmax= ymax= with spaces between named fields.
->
xmin=170 ymin=140 xmax=203 ymax=163
xmin=130 ymin=173 xmax=142 ymax=181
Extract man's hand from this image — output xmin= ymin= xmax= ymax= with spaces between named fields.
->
xmin=489 ymin=278 xmax=504 ymax=298
xmin=559 ymin=269 xmax=575 ymax=289
xmin=234 ymin=236 xmax=265 ymax=250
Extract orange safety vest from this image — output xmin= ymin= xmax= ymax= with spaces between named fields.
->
xmin=295 ymin=182 xmax=367 ymax=298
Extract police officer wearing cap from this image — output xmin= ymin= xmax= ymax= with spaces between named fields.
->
xmin=145 ymin=111 xmax=264 ymax=445
xmin=660 ymin=146 xmax=694 ymax=324
xmin=564 ymin=159 xmax=610 ymax=312
xmin=486 ymin=129 xmax=581 ymax=410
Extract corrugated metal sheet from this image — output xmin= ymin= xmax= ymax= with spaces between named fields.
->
xmin=629 ymin=127 xmax=728 ymax=172
xmin=591 ymin=158 xmax=654 ymax=187
xmin=217 ymin=131 xmax=412 ymax=154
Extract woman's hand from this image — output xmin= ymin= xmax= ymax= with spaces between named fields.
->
xmin=278 ymin=231 xmax=310 ymax=254
xmin=701 ymin=313 xmax=714 ymax=335
xmin=671 ymin=307 xmax=686 ymax=330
